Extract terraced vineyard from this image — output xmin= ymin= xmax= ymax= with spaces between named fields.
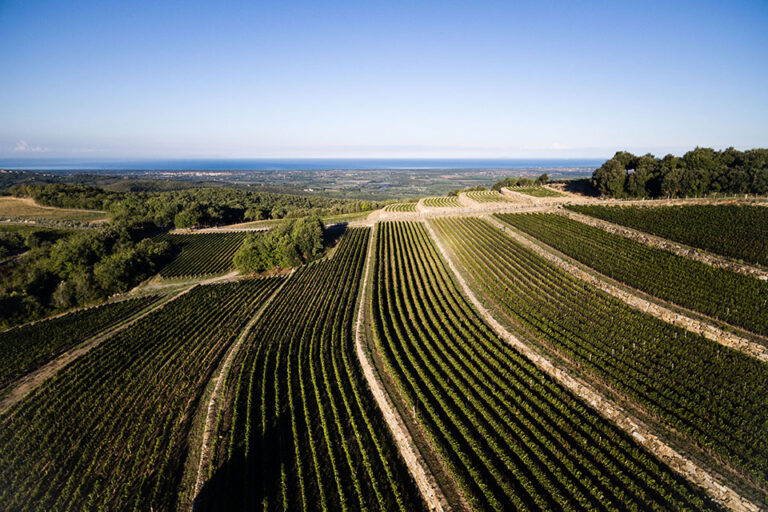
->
xmin=497 ymin=212 xmax=768 ymax=336
xmin=0 ymin=295 xmax=160 ymax=390
xmin=384 ymin=203 xmax=417 ymax=212
xmin=0 ymin=277 xmax=282 ymax=512
xmin=372 ymin=220 xmax=719 ymax=511
xmin=196 ymin=228 xmax=425 ymax=512
xmin=568 ymin=204 xmax=768 ymax=267
xmin=156 ymin=232 xmax=247 ymax=278
xmin=465 ymin=190 xmax=509 ymax=203
xmin=512 ymin=186 xmax=564 ymax=197
xmin=431 ymin=217 xmax=768 ymax=495
xmin=423 ymin=196 xmax=461 ymax=207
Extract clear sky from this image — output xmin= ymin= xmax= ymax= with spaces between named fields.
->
xmin=1 ymin=0 xmax=767 ymax=160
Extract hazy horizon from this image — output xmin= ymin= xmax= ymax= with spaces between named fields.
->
xmin=0 ymin=156 xmax=604 ymax=171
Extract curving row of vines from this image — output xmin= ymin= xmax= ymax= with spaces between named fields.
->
xmin=384 ymin=203 xmax=417 ymax=212
xmin=195 ymin=227 xmax=425 ymax=512
xmin=155 ymin=232 xmax=248 ymax=278
xmin=0 ymin=277 xmax=282 ymax=511
xmin=431 ymin=216 xmax=768 ymax=494
xmin=372 ymin=220 xmax=719 ymax=511
xmin=423 ymin=196 xmax=461 ymax=207
xmin=511 ymin=186 xmax=564 ymax=198
xmin=464 ymin=191 xmax=509 ymax=203
xmin=567 ymin=203 xmax=768 ymax=267
xmin=496 ymin=212 xmax=768 ymax=336
xmin=0 ymin=295 xmax=160 ymax=390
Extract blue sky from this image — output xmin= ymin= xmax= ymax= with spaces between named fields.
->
xmin=1 ymin=0 xmax=767 ymax=160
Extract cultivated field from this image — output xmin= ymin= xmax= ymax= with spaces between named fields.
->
xmin=372 ymin=220 xmax=722 ymax=510
xmin=384 ymin=202 xmax=418 ymax=212
xmin=497 ymin=212 xmax=768 ymax=336
xmin=0 ymin=196 xmax=107 ymax=224
xmin=512 ymin=186 xmax=565 ymax=197
xmin=568 ymin=204 xmax=768 ymax=267
xmin=423 ymin=196 xmax=461 ymax=207
xmin=196 ymin=228 xmax=426 ymax=511
xmin=156 ymin=232 xmax=248 ymax=278
xmin=2 ymin=191 xmax=767 ymax=511
xmin=0 ymin=278 xmax=282 ymax=511
xmin=0 ymin=296 xmax=160 ymax=390
xmin=431 ymin=216 xmax=768 ymax=497
xmin=464 ymin=190 xmax=510 ymax=203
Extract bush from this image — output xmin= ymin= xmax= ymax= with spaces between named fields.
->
xmin=0 ymin=232 xmax=26 ymax=258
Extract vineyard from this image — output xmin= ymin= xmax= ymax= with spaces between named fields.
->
xmin=496 ymin=212 xmax=768 ymax=336
xmin=0 ymin=277 xmax=283 ymax=511
xmin=196 ymin=227 xmax=425 ymax=512
xmin=372 ymin=220 xmax=719 ymax=511
xmin=431 ymin=216 xmax=768 ymax=495
xmin=423 ymin=196 xmax=461 ymax=207
xmin=384 ymin=203 xmax=417 ymax=212
xmin=156 ymin=232 xmax=247 ymax=278
xmin=0 ymin=296 xmax=160 ymax=390
xmin=568 ymin=204 xmax=768 ymax=267
xmin=512 ymin=186 xmax=564 ymax=197
xmin=464 ymin=190 xmax=509 ymax=203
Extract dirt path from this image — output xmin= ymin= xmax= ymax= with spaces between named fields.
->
xmin=499 ymin=187 xmax=535 ymax=203
xmin=133 ymin=270 xmax=243 ymax=294
xmin=191 ymin=273 xmax=293 ymax=507
xmin=354 ymin=224 xmax=449 ymax=512
xmin=423 ymin=218 xmax=761 ymax=512
xmin=0 ymin=288 xmax=190 ymax=415
xmin=484 ymin=215 xmax=768 ymax=363
xmin=560 ymin=209 xmax=768 ymax=281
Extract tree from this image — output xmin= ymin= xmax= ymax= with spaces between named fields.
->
xmin=625 ymin=154 xmax=656 ymax=197
xmin=174 ymin=206 xmax=204 ymax=229
xmin=517 ymin=177 xmax=535 ymax=187
xmin=593 ymin=153 xmax=629 ymax=197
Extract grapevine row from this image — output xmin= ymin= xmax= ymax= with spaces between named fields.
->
xmin=512 ymin=186 xmax=564 ymax=198
xmin=465 ymin=190 xmax=509 ymax=203
xmin=0 ymin=295 xmax=160 ymax=389
xmin=496 ymin=212 xmax=768 ymax=336
xmin=431 ymin=216 xmax=768 ymax=493
xmin=423 ymin=196 xmax=461 ymax=207
xmin=372 ymin=220 xmax=719 ymax=511
xmin=568 ymin=203 xmax=768 ymax=267
xmin=195 ymin=227 xmax=426 ymax=512
xmin=384 ymin=203 xmax=417 ymax=212
xmin=0 ymin=277 xmax=282 ymax=511
xmin=155 ymin=232 xmax=247 ymax=278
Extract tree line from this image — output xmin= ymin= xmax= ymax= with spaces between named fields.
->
xmin=491 ymin=173 xmax=549 ymax=191
xmin=592 ymin=147 xmax=768 ymax=198
xmin=7 ymin=184 xmax=380 ymax=229
xmin=446 ymin=174 xmax=550 ymax=197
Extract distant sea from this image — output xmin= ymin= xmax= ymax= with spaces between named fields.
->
xmin=0 ymin=158 xmax=603 ymax=172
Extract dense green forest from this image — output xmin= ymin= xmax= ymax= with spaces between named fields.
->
xmin=0 ymin=221 xmax=171 ymax=328
xmin=0 ymin=226 xmax=71 ymax=259
xmin=592 ymin=147 xmax=768 ymax=198
xmin=6 ymin=183 xmax=380 ymax=228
